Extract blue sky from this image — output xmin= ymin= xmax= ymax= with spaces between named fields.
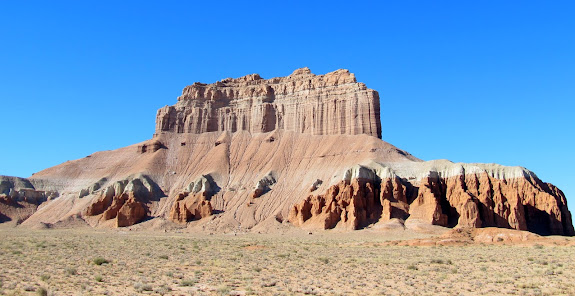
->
xmin=1 ymin=1 xmax=574 ymax=206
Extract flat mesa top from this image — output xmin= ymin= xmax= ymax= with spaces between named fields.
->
xmin=177 ymin=67 xmax=367 ymax=102
xmin=157 ymin=67 xmax=381 ymax=138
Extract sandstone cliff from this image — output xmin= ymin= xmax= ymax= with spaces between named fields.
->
xmin=0 ymin=68 xmax=571 ymax=235
xmin=155 ymin=68 xmax=382 ymax=138
xmin=288 ymin=163 xmax=574 ymax=236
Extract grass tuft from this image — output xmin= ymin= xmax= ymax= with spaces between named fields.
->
xmin=65 ymin=267 xmax=77 ymax=275
xmin=36 ymin=287 xmax=48 ymax=296
xmin=180 ymin=279 xmax=197 ymax=287
xmin=318 ymin=257 xmax=330 ymax=264
xmin=92 ymin=257 xmax=110 ymax=265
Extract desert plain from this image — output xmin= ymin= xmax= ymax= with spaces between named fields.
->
xmin=1 ymin=223 xmax=574 ymax=296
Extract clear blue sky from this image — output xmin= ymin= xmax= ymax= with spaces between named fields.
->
xmin=1 ymin=1 xmax=574 ymax=206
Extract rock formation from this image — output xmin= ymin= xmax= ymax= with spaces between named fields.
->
xmin=155 ymin=68 xmax=381 ymax=138
xmin=251 ymin=172 xmax=277 ymax=199
xmin=0 ymin=176 xmax=58 ymax=223
xmin=83 ymin=174 xmax=161 ymax=227
xmin=0 ymin=68 xmax=572 ymax=235
xmin=169 ymin=175 xmax=216 ymax=223
xmin=289 ymin=178 xmax=382 ymax=229
xmin=169 ymin=192 xmax=213 ymax=223
xmin=289 ymin=163 xmax=573 ymax=235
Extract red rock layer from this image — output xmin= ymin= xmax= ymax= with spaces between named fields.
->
xmin=85 ymin=192 xmax=147 ymax=227
xmin=288 ymin=178 xmax=409 ymax=230
xmin=289 ymin=173 xmax=574 ymax=236
xmin=155 ymin=68 xmax=381 ymax=138
xmin=169 ymin=192 xmax=213 ymax=223
xmin=0 ymin=195 xmax=39 ymax=224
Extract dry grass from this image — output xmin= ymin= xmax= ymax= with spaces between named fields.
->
xmin=0 ymin=228 xmax=574 ymax=295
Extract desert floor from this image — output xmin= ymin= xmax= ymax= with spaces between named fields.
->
xmin=0 ymin=227 xmax=574 ymax=296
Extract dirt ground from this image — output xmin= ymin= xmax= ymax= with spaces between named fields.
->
xmin=1 ymin=226 xmax=574 ymax=296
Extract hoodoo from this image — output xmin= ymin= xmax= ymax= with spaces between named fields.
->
xmin=0 ymin=68 xmax=572 ymax=235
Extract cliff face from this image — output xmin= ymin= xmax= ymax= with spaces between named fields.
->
xmin=289 ymin=164 xmax=574 ymax=236
xmin=1 ymin=68 xmax=572 ymax=235
xmin=155 ymin=68 xmax=382 ymax=138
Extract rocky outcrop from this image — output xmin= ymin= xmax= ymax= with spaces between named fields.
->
xmin=0 ymin=176 xmax=58 ymax=204
xmin=380 ymin=176 xmax=410 ymax=221
xmin=289 ymin=163 xmax=574 ymax=236
xmin=78 ymin=178 xmax=107 ymax=198
xmin=0 ymin=176 xmax=58 ymax=223
xmin=288 ymin=173 xmax=410 ymax=230
xmin=169 ymin=175 xmax=216 ymax=223
xmin=405 ymin=168 xmax=572 ymax=235
xmin=289 ymin=178 xmax=381 ymax=229
xmin=137 ymin=140 xmax=166 ymax=154
xmin=86 ymin=191 xmax=146 ymax=227
xmin=169 ymin=192 xmax=213 ymax=223
xmin=251 ymin=172 xmax=277 ymax=199
xmin=408 ymin=175 xmax=449 ymax=226
xmin=0 ymin=176 xmax=34 ymax=194
xmin=155 ymin=68 xmax=381 ymax=138
xmin=310 ymin=179 xmax=323 ymax=192
xmin=116 ymin=193 xmax=147 ymax=227
xmin=84 ymin=174 xmax=162 ymax=227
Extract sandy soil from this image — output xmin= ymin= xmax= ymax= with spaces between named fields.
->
xmin=0 ymin=227 xmax=574 ymax=296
